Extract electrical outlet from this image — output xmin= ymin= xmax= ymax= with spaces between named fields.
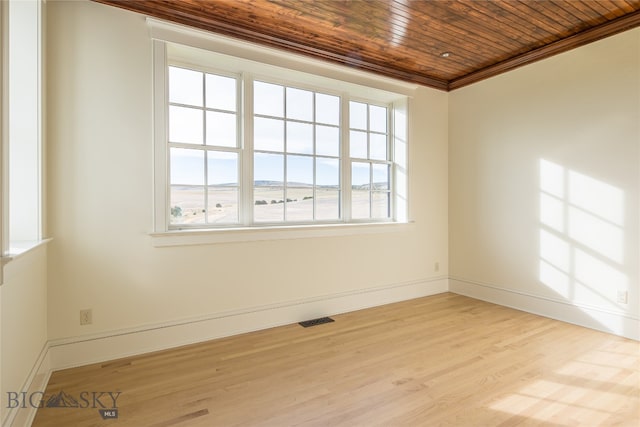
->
xmin=80 ymin=309 xmax=92 ymax=325
xmin=434 ymin=262 xmax=440 ymax=272
xmin=616 ymin=291 xmax=628 ymax=304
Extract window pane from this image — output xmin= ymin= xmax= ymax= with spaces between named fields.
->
xmin=286 ymin=87 xmax=313 ymax=121
xmin=206 ymin=73 xmax=236 ymax=111
xmin=350 ymin=130 xmax=367 ymax=159
xmin=286 ymin=155 xmax=313 ymax=222
xmin=350 ymin=101 xmax=367 ymax=130
xmin=170 ymin=147 xmax=204 ymax=185
xmin=372 ymin=192 xmax=390 ymax=219
xmin=171 ymin=186 xmax=205 ymax=225
xmin=352 ymin=190 xmax=370 ymax=219
xmin=316 ymin=125 xmax=339 ymax=157
xmin=207 ymin=151 xmax=238 ymax=186
xmin=286 ymin=204 xmax=312 ymax=224
xmin=170 ymin=148 xmax=205 ymax=225
xmin=254 ymin=81 xmax=284 ymax=117
xmin=208 ymin=151 xmax=239 ymax=223
xmin=315 ymin=190 xmax=340 ymax=220
xmin=287 ymin=155 xmax=313 ymax=186
xmin=369 ymin=105 xmax=387 ymax=133
xmin=316 ymin=93 xmax=339 ymax=125
xmin=254 ymin=187 xmax=284 ymax=222
xmin=169 ymin=66 xmax=203 ymax=107
xmin=351 ymin=161 xmax=370 ymax=219
xmin=351 ymin=161 xmax=370 ymax=187
xmin=254 ymin=117 xmax=284 ymax=152
xmin=169 ymin=106 xmax=203 ymax=144
xmin=287 ymin=122 xmax=313 ymax=154
xmin=208 ymin=187 xmax=238 ymax=224
xmin=316 ymin=158 xmax=339 ymax=187
xmin=316 ymin=158 xmax=340 ymax=220
xmin=254 ymin=153 xmax=284 ymax=222
xmin=254 ymin=152 xmax=283 ymax=183
xmin=206 ymin=111 xmax=236 ymax=147
xmin=370 ymin=133 xmax=387 ymax=160
xmin=372 ymin=163 xmax=389 ymax=190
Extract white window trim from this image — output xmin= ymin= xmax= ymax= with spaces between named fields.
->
xmin=149 ymin=19 xmax=412 ymax=244
xmin=153 ymin=40 xmax=169 ymax=233
xmin=150 ymin=221 xmax=415 ymax=247
xmin=1 ymin=0 xmax=46 ymax=269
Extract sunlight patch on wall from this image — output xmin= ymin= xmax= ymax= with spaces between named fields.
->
xmin=538 ymin=159 xmax=627 ymax=313
xmin=568 ymin=170 xmax=623 ymax=226
xmin=574 ymin=250 xmax=628 ymax=302
xmin=568 ymin=207 xmax=623 ymax=264
xmin=539 ymin=229 xmax=571 ymax=298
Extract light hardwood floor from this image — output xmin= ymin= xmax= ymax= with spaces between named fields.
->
xmin=32 ymin=293 xmax=639 ymax=426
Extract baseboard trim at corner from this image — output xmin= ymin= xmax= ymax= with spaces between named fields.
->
xmin=449 ymin=277 xmax=639 ymax=341
xmin=48 ymin=277 xmax=448 ymax=371
xmin=2 ymin=342 xmax=51 ymax=427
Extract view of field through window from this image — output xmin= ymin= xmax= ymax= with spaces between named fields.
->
xmin=252 ymin=81 xmax=343 ymax=222
xmin=167 ymin=66 xmax=391 ymax=227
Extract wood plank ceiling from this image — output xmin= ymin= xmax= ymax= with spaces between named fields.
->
xmin=93 ymin=0 xmax=640 ymax=91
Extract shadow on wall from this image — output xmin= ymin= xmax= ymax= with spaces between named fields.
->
xmin=538 ymin=159 xmax=630 ymax=335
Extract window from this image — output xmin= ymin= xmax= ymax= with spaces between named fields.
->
xmin=252 ymin=81 xmax=341 ymax=223
xmin=168 ymin=66 xmax=240 ymax=226
xmin=1 ymin=0 xmax=44 ymax=258
xmin=349 ymin=101 xmax=391 ymax=220
xmin=152 ymin=36 xmax=409 ymax=234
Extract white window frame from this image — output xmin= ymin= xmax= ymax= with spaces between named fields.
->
xmin=347 ymin=98 xmax=394 ymax=222
xmin=149 ymin=20 xmax=413 ymax=245
xmin=166 ymin=63 xmax=242 ymax=227
xmin=249 ymin=76 xmax=345 ymax=225
xmin=1 ymin=0 xmax=47 ymax=265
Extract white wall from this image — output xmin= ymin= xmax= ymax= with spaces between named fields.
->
xmin=449 ymin=29 xmax=640 ymax=339
xmin=46 ymin=0 xmax=448 ymax=361
xmin=0 ymin=246 xmax=48 ymax=426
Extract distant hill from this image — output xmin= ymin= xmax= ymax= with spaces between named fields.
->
xmin=352 ymin=182 xmax=389 ymax=190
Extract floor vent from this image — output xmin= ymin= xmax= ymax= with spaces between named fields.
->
xmin=299 ymin=317 xmax=335 ymax=328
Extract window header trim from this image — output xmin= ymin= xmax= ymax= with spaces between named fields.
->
xmin=147 ymin=18 xmax=418 ymax=99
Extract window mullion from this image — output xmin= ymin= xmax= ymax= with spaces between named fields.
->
xmin=241 ymin=73 xmax=253 ymax=226
xmin=312 ymin=92 xmax=317 ymax=221
xmin=283 ymin=87 xmax=288 ymax=222
xmin=202 ymin=73 xmax=209 ymax=224
xmin=341 ymin=94 xmax=351 ymax=222
xmin=388 ymin=106 xmax=395 ymax=221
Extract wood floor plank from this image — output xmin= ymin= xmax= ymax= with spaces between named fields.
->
xmin=32 ymin=293 xmax=639 ymax=426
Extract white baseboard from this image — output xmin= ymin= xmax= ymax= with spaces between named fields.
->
xmin=2 ymin=343 xmax=51 ymax=427
xmin=49 ymin=277 xmax=448 ymax=371
xmin=449 ymin=277 xmax=639 ymax=341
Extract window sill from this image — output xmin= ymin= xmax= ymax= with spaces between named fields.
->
xmin=150 ymin=221 xmax=415 ymax=247
xmin=2 ymin=239 xmax=52 ymax=265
